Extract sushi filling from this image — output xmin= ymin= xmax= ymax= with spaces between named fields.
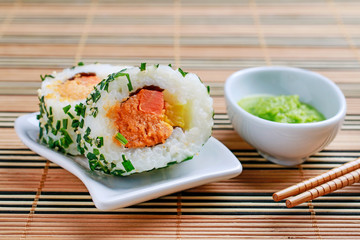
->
xmin=107 ymin=87 xmax=186 ymax=148
xmin=56 ymin=72 xmax=102 ymax=101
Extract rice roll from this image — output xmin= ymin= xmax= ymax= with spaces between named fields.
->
xmin=78 ymin=64 xmax=213 ymax=176
xmin=38 ymin=63 xmax=127 ymax=155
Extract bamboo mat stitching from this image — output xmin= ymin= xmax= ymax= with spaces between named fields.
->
xmin=251 ymin=2 xmax=320 ymax=235
xmin=74 ymin=0 xmax=98 ymax=64
xmin=20 ymin=160 xmax=49 ymax=240
xmin=173 ymin=0 xmax=181 ymax=68
xmin=250 ymin=0 xmax=271 ymax=66
xmin=174 ymin=0 xmax=182 ymax=236
xmin=299 ymin=165 xmax=322 ymax=239
xmin=252 ymin=0 xmax=321 ymax=236
xmin=328 ymin=0 xmax=360 ymax=66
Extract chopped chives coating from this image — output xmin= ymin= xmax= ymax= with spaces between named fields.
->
xmin=63 ymin=105 xmax=71 ymax=114
xmin=67 ymin=112 xmax=75 ymax=119
xmin=93 ymin=148 xmax=100 ymax=155
xmin=115 ymin=132 xmax=128 ymax=145
xmin=40 ymin=74 xmax=54 ymax=81
xmin=51 ymin=127 xmax=57 ymax=135
xmin=118 ymin=72 xmax=133 ymax=91
xmin=183 ymin=155 xmax=194 ymax=162
xmin=91 ymin=107 xmax=98 ymax=118
xmin=75 ymin=103 xmax=86 ymax=117
xmin=140 ymin=63 xmax=146 ymax=71
xmin=178 ymin=68 xmax=188 ymax=77
xmin=38 ymin=96 xmax=68 ymax=154
xmin=62 ymin=119 xmax=68 ymax=129
xmin=83 ymin=127 xmax=92 ymax=144
xmin=99 ymin=68 xmax=132 ymax=93
xmin=95 ymin=137 xmax=104 ymax=148
xmin=60 ymin=129 xmax=73 ymax=148
xmin=71 ymin=119 xmax=79 ymax=128
xmin=39 ymin=63 xmax=135 ymax=157
xmin=167 ymin=161 xmax=177 ymax=166
xmin=90 ymin=88 xmax=101 ymax=104
xmin=111 ymin=169 xmax=125 ymax=176
xmin=121 ymin=155 xmax=135 ymax=172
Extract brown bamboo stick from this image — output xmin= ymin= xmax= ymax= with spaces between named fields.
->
xmin=272 ymin=158 xmax=360 ymax=202
xmin=286 ymin=169 xmax=360 ymax=208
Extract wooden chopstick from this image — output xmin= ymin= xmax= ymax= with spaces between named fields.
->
xmin=272 ymin=158 xmax=360 ymax=206
xmin=286 ymin=168 xmax=360 ymax=208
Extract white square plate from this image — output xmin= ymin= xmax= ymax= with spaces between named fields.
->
xmin=15 ymin=113 xmax=242 ymax=210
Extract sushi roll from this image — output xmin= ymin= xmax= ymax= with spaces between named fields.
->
xmin=78 ymin=64 xmax=213 ymax=176
xmin=38 ymin=63 xmax=128 ymax=155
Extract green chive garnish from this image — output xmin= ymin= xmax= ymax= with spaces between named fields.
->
xmin=121 ymin=155 xmax=135 ymax=172
xmin=63 ymin=105 xmax=71 ymax=114
xmin=71 ymin=119 xmax=79 ymax=128
xmin=111 ymin=169 xmax=125 ymax=176
xmin=87 ymin=152 xmax=97 ymax=160
xmin=91 ymin=107 xmax=98 ymax=118
xmin=67 ymin=112 xmax=75 ymax=119
xmin=40 ymin=74 xmax=54 ymax=82
xmin=60 ymin=129 xmax=73 ymax=147
xmin=39 ymin=127 xmax=43 ymax=140
xmin=183 ymin=156 xmax=194 ymax=162
xmin=126 ymin=76 xmax=133 ymax=91
xmin=115 ymin=132 xmax=128 ymax=145
xmin=93 ymin=148 xmax=100 ymax=155
xmin=96 ymin=136 xmax=104 ymax=148
xmin=62 ymin=119 xmax=68 ymax=129
xmin=140 ymin=63 xmax=146 ymax=71
xmin=178 ymin=68 xmax=188 ymax=77
xmin=83 ymin=127 xmax=92 ymax=144
xmin=90 ymin=89 xmax=101 ymax=103
xmin=75 ymin=103 xmax=86 ymax=117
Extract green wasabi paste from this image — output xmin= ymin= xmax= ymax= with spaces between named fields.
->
xmin=238 ymin=95 xmax=325 ymax=123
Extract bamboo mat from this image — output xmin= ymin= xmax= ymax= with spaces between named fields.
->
xmin=1 ymin=0 xmax=360 ymax=239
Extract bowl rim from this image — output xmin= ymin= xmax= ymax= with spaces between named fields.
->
xmin=224 ymin=66 xmax=347 ymax=129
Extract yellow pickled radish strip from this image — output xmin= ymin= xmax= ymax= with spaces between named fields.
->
xmin=164 ymin=103 xmax=185 ymax=129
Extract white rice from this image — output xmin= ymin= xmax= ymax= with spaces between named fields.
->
xmin=38 ymin=63 xmax=128 ymax=155
xmin=79 ymin=64 xmax=214 ymax=176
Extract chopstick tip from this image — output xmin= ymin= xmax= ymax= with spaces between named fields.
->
xmin=285 ymin=199 xmax=293 ymax=208
xmin=272 ymin=193 xmax=279 ymax=202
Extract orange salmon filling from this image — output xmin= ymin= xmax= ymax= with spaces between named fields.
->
xmin=108 ymin=89 xmax=173 ymax=148
xmin=57 ymin=73 xmax=102 ymax=101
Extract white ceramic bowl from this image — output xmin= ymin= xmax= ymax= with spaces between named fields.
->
xmin=225 ymin=66 xmax=346 ymax=166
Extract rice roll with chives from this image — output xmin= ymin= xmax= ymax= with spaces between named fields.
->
xmin=78 ymin=64 xmax=214 ymax=176
xmin=37 ymin=63 xmax=128 ymax=155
